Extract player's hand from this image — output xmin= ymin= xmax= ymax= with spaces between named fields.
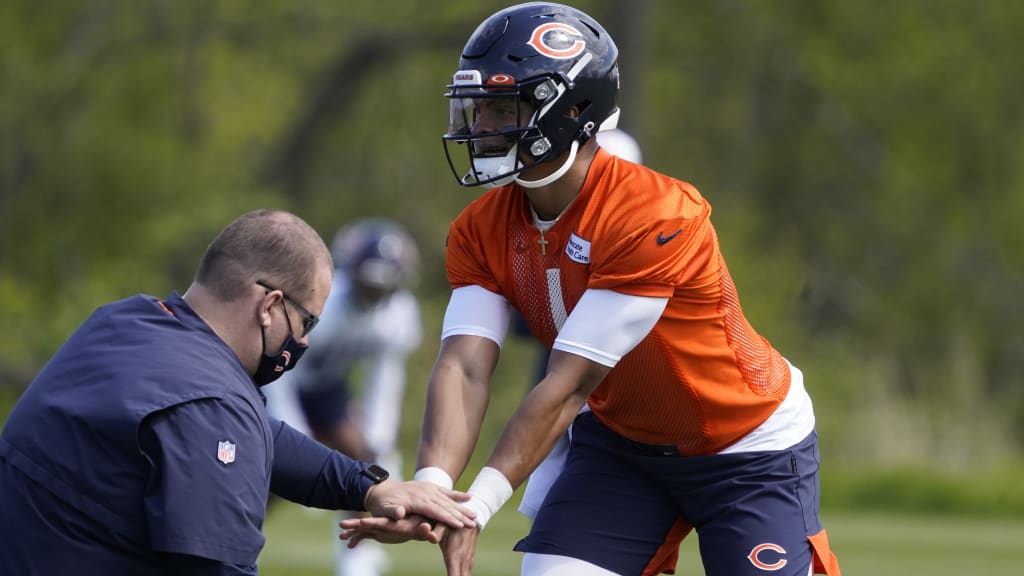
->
xmin=338 ymin=513 xmax=440 ymax=546
xmin=440 ymin=524 xmax=480 ymax=576
xmin=364 ymin=480 xmax=476 ymax=529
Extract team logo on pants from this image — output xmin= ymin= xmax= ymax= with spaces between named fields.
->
xmin=748 ymin=543 xmax=787 ymax=571
xmin=217 ymin=440 xmax=236 ymax=464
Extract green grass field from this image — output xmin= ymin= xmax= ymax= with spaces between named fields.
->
xmin=259 ymin=499 xmax=1024 ymax=576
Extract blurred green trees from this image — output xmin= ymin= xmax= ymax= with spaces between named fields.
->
xmin=2 ymin=0 xmax=1022 ymax=484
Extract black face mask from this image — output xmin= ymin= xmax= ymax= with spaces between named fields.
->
xmin=252 ymin=325 xmax=307 ymax=386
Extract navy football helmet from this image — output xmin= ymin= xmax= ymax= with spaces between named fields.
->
xmin=443 ymin=2 xmax=620 ymax=188
xmin=330 ymin=219 xmax=418 ymax=298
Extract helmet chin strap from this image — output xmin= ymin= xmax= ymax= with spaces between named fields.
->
xmin=515 ymin=140 xmax=580 ymax=189
xmin=465 ymin=146 xmax=518 ymax=188
xmin=467 ymin=137 xmax=582 ymax=189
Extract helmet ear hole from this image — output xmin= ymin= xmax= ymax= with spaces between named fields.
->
xmin=565 ymin=101 xmax=591 ymax=119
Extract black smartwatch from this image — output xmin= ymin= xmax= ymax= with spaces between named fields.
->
xmin=360 ymin=464 xmax=390 ymax=485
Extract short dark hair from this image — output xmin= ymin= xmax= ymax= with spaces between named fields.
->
xmin=194 ymin=209 xmax=331 ymax=302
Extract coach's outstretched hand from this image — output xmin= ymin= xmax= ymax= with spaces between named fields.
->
xmin=362 ymin=480 xmax=475 ymax=533
xmin=340 ymin=513 xmax=442 ymax=547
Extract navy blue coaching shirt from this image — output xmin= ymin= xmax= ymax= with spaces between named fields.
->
xmin=0 ymin=293 xmax=378 ymax=575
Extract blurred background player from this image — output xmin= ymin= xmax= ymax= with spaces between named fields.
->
xmin=264 ymin=217 xmax=422 ymax=576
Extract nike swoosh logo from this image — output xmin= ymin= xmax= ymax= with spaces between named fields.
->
xmin=656 ymin=229 xmax=683 ymax=245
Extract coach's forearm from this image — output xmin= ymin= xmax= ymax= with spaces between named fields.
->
xmin=269 ymin=418 xmax=369 ymax=510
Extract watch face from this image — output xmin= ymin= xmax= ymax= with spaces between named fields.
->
xmin=364 ymin=464 xmax=390 ymax=483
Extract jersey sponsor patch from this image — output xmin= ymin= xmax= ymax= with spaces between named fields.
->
xmin=217 ymin=440 xmax=236 ymax=464
xmin=565 ymin=232 xmax=591 ymax=264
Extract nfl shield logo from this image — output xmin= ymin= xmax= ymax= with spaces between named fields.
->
xmin=217 ymin=440 xmax=236 ymax=464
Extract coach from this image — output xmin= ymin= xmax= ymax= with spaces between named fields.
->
xmin=0 ymin=209 xmax=473 ymax=575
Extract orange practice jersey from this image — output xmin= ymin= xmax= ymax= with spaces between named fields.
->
xmin=446 ymin=149 xmax=791 ymax=455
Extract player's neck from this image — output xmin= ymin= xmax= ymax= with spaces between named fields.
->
xmin=524 ymin=186 xmax=575 ymax=221
xmin=523 ymin=142 xmax=597 ymax=220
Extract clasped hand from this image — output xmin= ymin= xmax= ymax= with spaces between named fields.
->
xmin=341 ymin=479 xmax=476 ymax=545
xmin=341 ymin=482 xmax=480 ymax=575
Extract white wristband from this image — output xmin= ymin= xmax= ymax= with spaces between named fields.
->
xmin=413 ymin=466 xmax=454 ymax=490
xmin=465 ymin=466 xmax=513 ymax=529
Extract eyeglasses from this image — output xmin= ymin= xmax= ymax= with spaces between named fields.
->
xmin=256 ymin=280 xmax=320 ymax=337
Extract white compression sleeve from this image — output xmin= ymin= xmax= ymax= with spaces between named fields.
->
xmin=553 ymin=289 xmax=668 ymax=367
xmin=441 ymin=285 xmax=510 ymax=347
